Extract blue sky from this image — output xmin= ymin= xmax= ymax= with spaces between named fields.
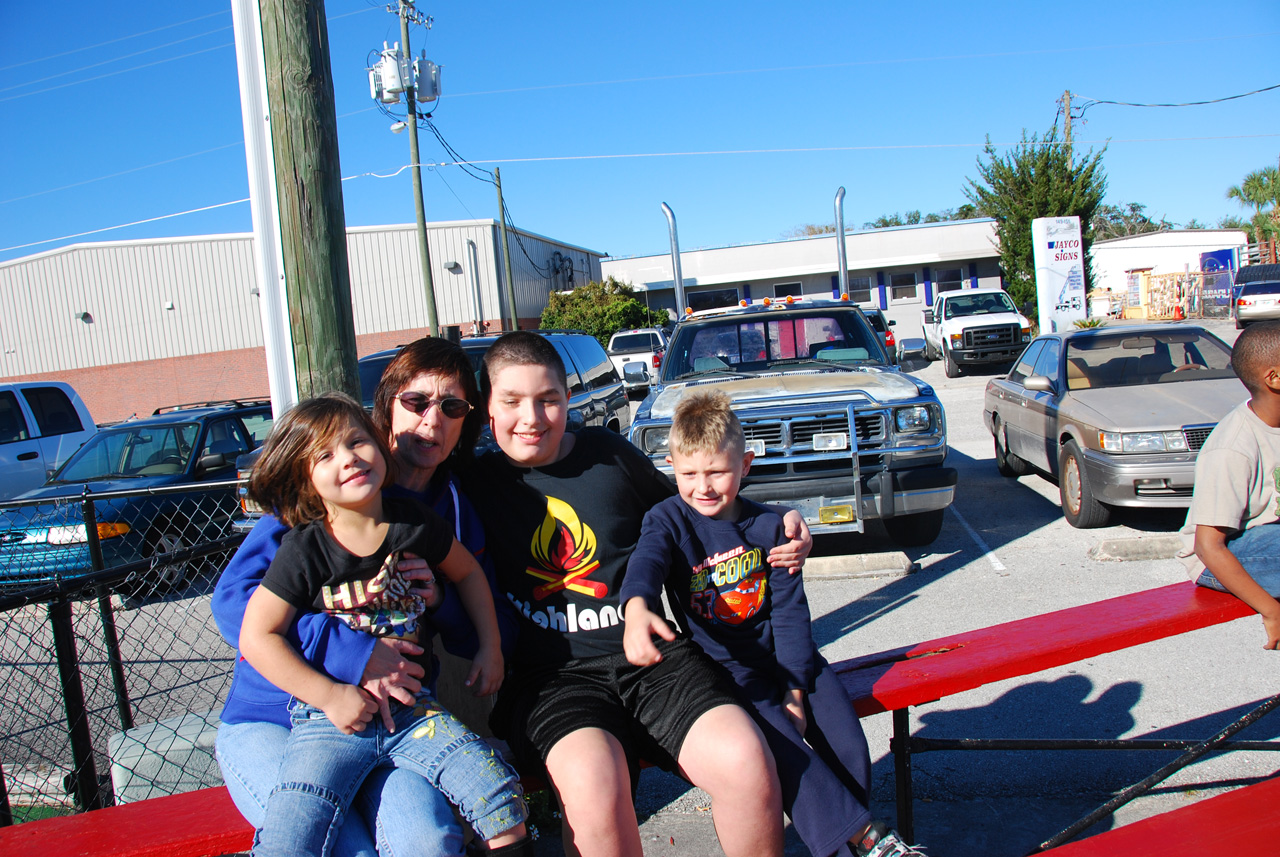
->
xmin=1 ymin=1 xmax=1277 ymax=265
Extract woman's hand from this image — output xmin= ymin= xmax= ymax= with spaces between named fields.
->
xmin=465 ymin=644 xmax=504 ymax=697
xmin=396 ymin=552 xmax=441 ymax=609
xmin=320 ymin=683 xmax=379 ymax=735
xmin=361 ymin=638 xmax=425 ymax=730
xmin=769 ymin=509 xmax=813 ymax=573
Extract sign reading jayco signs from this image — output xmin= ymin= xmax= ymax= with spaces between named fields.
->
xmin=1032 ymin=216 xmax=1087 ymax=333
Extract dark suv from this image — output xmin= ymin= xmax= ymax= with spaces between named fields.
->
xmin=0 ymin=400 xmax=273 ymax=590
xmin=358 ymin=331 xmax=631 ymax=436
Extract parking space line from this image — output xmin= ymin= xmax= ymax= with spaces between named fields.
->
xmin=948 ymin=506 xmax=1007 ymax=571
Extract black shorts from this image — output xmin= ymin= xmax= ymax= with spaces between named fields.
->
xmin=497 ymin=637 xmax=741 ymax=777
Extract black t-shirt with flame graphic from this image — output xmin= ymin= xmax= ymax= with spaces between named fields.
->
xmin=465 ymin=428 xmax=675 ymax=664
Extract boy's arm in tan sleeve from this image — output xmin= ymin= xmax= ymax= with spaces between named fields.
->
xmin=1194 ymin=524 xmax=1280 ymax=650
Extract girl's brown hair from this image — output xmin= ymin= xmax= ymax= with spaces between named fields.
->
xmin=247 ymin=392 xmax=397 ymax=527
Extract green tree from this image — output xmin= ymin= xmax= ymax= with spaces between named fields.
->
xmin=1091 ymin=202 xmax=1172 ymax=239
xmin=540 ymin=277 xmax=662 ymax=346
xmin=965 ymin=129 xmax=1107 ymax=308
xmin=1226 ymin=164 xmax=1279 ymax=243
xmin=781 ymin=223 xmax=837 ymax=238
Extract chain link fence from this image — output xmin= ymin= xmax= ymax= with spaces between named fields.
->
xmin=0 ymin=483 xmax=244 ymax=826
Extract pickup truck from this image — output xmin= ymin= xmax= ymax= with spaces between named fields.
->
xmin=628 ymin=298 xmax=956 ymax=546
xmin=0 ymin=381 xmax=97 ymax=499
xmin=607 ymin=327 xmax=669 ymax=392
xmin=922 ymin=287 xmax=1032 ymax=378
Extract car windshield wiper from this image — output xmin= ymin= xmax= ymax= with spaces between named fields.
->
xmin=673 ymin=367 xmax=755 ymax=381
xmin=767 ymin=358 xmax=860 ymax=371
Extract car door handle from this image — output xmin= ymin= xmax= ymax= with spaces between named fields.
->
xmin=17 ymin=451 xmax=38 ymax=461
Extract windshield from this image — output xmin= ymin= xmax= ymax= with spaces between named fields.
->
xmin=664 ymin=312 xmax=882 ymax=379
xmin=1064 ymin=330 xmax=1234 ymax=390
xmin=944 ymin=292 xmax=1016 ymax=319
xmin=54 ymin=423 xmax=200 ymax=482
xmin=611 ymin=333 xmax=659 ymax=352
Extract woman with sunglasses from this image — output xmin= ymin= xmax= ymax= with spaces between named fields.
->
xmin=211 ymin=338 xmax=517 ymax=857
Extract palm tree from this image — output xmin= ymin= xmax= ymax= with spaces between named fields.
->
xmin=1226 ymin=166 xmax=1279 ymax=242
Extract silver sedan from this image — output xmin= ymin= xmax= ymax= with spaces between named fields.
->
xmin=982 ymin=324 xmax=1244 ymax=527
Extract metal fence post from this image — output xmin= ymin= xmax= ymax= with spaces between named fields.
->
xmin=0 ymin=763 xmax=12 ymax=827
xmin=83 ymin=495 xmax=134 ymax=730
xmin=49 ymin=598 xmax=104 ymax=811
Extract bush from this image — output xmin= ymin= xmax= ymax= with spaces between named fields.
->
xmin=540 ymin=277 xmax=663 ymax=346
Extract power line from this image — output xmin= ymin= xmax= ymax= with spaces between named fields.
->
xmin=0 ymin=10 xmax=228 ymax=72
xmin=0 ymin=43 xmax=232 ymax=103
xmin=1075 ymin=83 xmax=1280 ymax=111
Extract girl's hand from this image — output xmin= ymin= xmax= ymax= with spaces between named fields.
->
xmin=769 ymin=510 xmax=813 ymax=574
xmin=321 ymin=684 xmax=378 ymax=734
xmin=623 ymin=598 xmax=675 ymax=667
xmin=396 ymin=551 xmax=441 ymax=609
xmin=464 ymin=644 xmax=504 ymax=697
xmin=783 ymin=688 xmax=807 ymax=737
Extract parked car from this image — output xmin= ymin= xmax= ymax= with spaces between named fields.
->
xmin=983 ymin=324 xmax=1242 ymax=528
xmin=922 ymin=287 xmax=1032 ymax=378
xmin=606 ymin=327 xmax=669 ymax=392
xmin=863 ymin=309 xmax=897 ymax=364
xmin=628 ymin=297 xmax=955 ymax=546
xmin=1232 ymin=263 xmax=1280 ymax=329
xmin=0 ymin=381 xmax=97 ymax=500
xmin=0 ymin=400 xmax=272 ymax=590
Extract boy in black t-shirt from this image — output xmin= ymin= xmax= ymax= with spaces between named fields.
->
xmin=465 ymin=332 xmax=814 ymax=857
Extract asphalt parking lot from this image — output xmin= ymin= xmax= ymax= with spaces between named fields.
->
xmin=604 ymin=315 xmax=1280 ymax=857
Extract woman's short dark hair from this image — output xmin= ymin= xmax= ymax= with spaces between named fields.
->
xmin=371 ymin=337 xmax=483 ymax=465
xmin=248 ymin=392 xmax=396 ymax=528
xmin=479 ymin=331 xmax=567 ymax=403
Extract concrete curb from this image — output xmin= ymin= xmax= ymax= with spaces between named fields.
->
xmin=803 ymin=551 xmax=916 ymax=579
xmin=1089 ymin=535 xmax=1182 ymax=562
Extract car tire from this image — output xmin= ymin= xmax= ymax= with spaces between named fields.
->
xmin=1058 ymin=440 xmax=1111 ymax=528
xmin=993 ymin=418 xmax=1030 ymax=477
xmin=145 ymin=528 xmax=191 ymax=594
xmin=943 ymin=346 xmax=961 ymax=379
xmin=924 ymin=340 xmax=939 ymax=361
xmin=883 ymin=508 xmax=945 ymax=547
xmin=1236 ymin=318 xmax=1246 ymax=330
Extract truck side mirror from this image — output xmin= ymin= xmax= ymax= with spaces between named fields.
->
xmin=922 ymin=310 xmax=935 ymax=325
xmin=623 ymin=363 xmax=650 ymax=384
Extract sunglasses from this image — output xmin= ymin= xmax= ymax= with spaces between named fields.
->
xmin=394 ymin=393 xmax=474 ymax=419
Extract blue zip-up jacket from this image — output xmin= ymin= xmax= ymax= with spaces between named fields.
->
xmin=212 ymin=473 xmax=518 ymax=728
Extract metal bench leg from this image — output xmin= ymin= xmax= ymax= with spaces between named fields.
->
xmin=1036 ymin=690 xmax=1280 ymax=852
xmin=891 ymin=708 xmax=915 ymax=844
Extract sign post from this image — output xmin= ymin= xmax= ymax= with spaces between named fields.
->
xmin=1032 ymin=216 xmax=1087 ymax=333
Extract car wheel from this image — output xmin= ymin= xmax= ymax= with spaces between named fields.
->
xmin=943 ymin=346 xmax=961 ymax=379
xmin=1058 ymin=440 xmax=1111 ymax=528
xmin=924 ymin=340 xmax=939 ymax=361
xmin=1236 ymin=318 xmax=1246 ymax=330
xmin=883 ymin=508 xmax=945 ymax=547
xmin=993 ymin=418 xmax=1030 ymax=477
xmin=146 ymin=528 xmax=191 ymax=593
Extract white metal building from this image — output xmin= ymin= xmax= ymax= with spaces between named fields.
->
xmin=1088 ymin=229 xmax=1249 ymax=294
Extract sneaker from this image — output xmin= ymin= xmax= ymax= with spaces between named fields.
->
xmin=854 ymin=820 xmax=928 ymax=857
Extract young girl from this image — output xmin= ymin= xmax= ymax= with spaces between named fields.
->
xmin=238 ymin=392 xmax=530 ymax=857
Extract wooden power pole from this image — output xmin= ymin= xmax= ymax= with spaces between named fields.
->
xmin=1063 ymin=89 xmax=1073 ymax=162
xmin=258 ymin=0 xmax=359 ymax=400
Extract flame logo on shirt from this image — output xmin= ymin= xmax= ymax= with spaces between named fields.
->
xmin=526 ymin=496 xmax=607 ymax=600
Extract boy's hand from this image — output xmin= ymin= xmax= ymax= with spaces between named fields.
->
xmin=623 ymin=598 xmax=675 ymax=666
xmin=397 ymin=552 xmax=442 ymax=609
xmin=321 ymin=684 xmax=378 ymax=734
xmin=464 ymin=644 xmax=504 ymax=697
xmin=783 ymin=688 xmax=807 ymax=737
xmin=770 ymin=510 xmax=813 ymax=574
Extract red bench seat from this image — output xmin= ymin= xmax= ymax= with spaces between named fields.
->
xmin=1042 ymin=775 xmax=1280 ymax=855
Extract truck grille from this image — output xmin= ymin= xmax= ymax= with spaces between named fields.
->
xmin=962 ymin=324 xmax=1019 ymax=349
xmin=1183 ymin=425 xmax=1215 ymax=451
xmin=741 ymin=412 xmax=886 ymax=451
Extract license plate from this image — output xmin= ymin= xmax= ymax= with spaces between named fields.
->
xmin=818 ymin=504 xmax=855 ymax=524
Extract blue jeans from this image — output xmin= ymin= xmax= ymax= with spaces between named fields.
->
xmin=252 ymin=694 xmax=526 ymax=857
xmin=1197 ymin=522 xmax=1280 ymax=597
xmin=216 ymin=720 xmax=464 ymax=857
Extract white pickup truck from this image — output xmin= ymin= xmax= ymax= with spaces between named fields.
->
xmin=607 ymin=327 xmax=669 ymax=392
xmin=922 ymin=287 xmax=1032 ymax=378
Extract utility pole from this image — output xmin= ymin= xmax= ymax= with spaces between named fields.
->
xmin=1063 ymin=89 xmax=1073 ymax=163
xmin=255 ymin=0 xmax=359 ymax=400
xmin=494 ymin=167 xmax=519 ymax=331
xmin=396 ymin=1 xmax=439 ymax=338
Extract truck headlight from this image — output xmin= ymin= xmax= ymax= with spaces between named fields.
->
xmin=641 ymin=427 xmax=671 ymax=455
xmin=1099 ymin=431 xmax=1188 ymax=453
xmin=895 ymin=406 xmax=931 ymax=433
xmin=949 ymin=333 xmax=963 ymax=348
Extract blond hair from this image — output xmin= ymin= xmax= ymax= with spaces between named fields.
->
xmin=669 ymin=390 xmax=744 ymax=457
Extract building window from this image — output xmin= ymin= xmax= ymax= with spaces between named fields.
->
xmin=937 ymin=268 xmax=964 ymax=292
xmin=847 ymin=275 xmax=872 ymax=305
xmin=773 ymin=282 xmax=802 ymax=298
xmin=688 ymin=288 xmax=740 ymax=312
xmin=890 ymin=272 xmax=918 ymax=303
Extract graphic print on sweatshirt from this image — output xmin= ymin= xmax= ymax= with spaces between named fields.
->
xmin=688 ymin=544 xmax=768 ymax=625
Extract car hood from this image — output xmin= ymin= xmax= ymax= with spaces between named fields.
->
xmin=648 ymin=369 xmax=922 ymax=418
xmin=1065 ymin=378 xmax=1247 ymax=430
xmin=16 ymin=476 xmax=186 ymax=501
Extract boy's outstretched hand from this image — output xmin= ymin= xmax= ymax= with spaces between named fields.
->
xmin=624 ymin=597 xmax=676 ymax=666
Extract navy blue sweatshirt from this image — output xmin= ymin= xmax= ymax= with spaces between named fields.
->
xmin=619 ymin=495 xmax=817 ymax=692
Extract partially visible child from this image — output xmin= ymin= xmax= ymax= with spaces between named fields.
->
xmin=1180 ymin=320 xmax=1280 ymax=650
xmin=620 ymin=390 xmax=924 ymax=857
xmin=238 ymin=393 xmax=530 ymax=857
